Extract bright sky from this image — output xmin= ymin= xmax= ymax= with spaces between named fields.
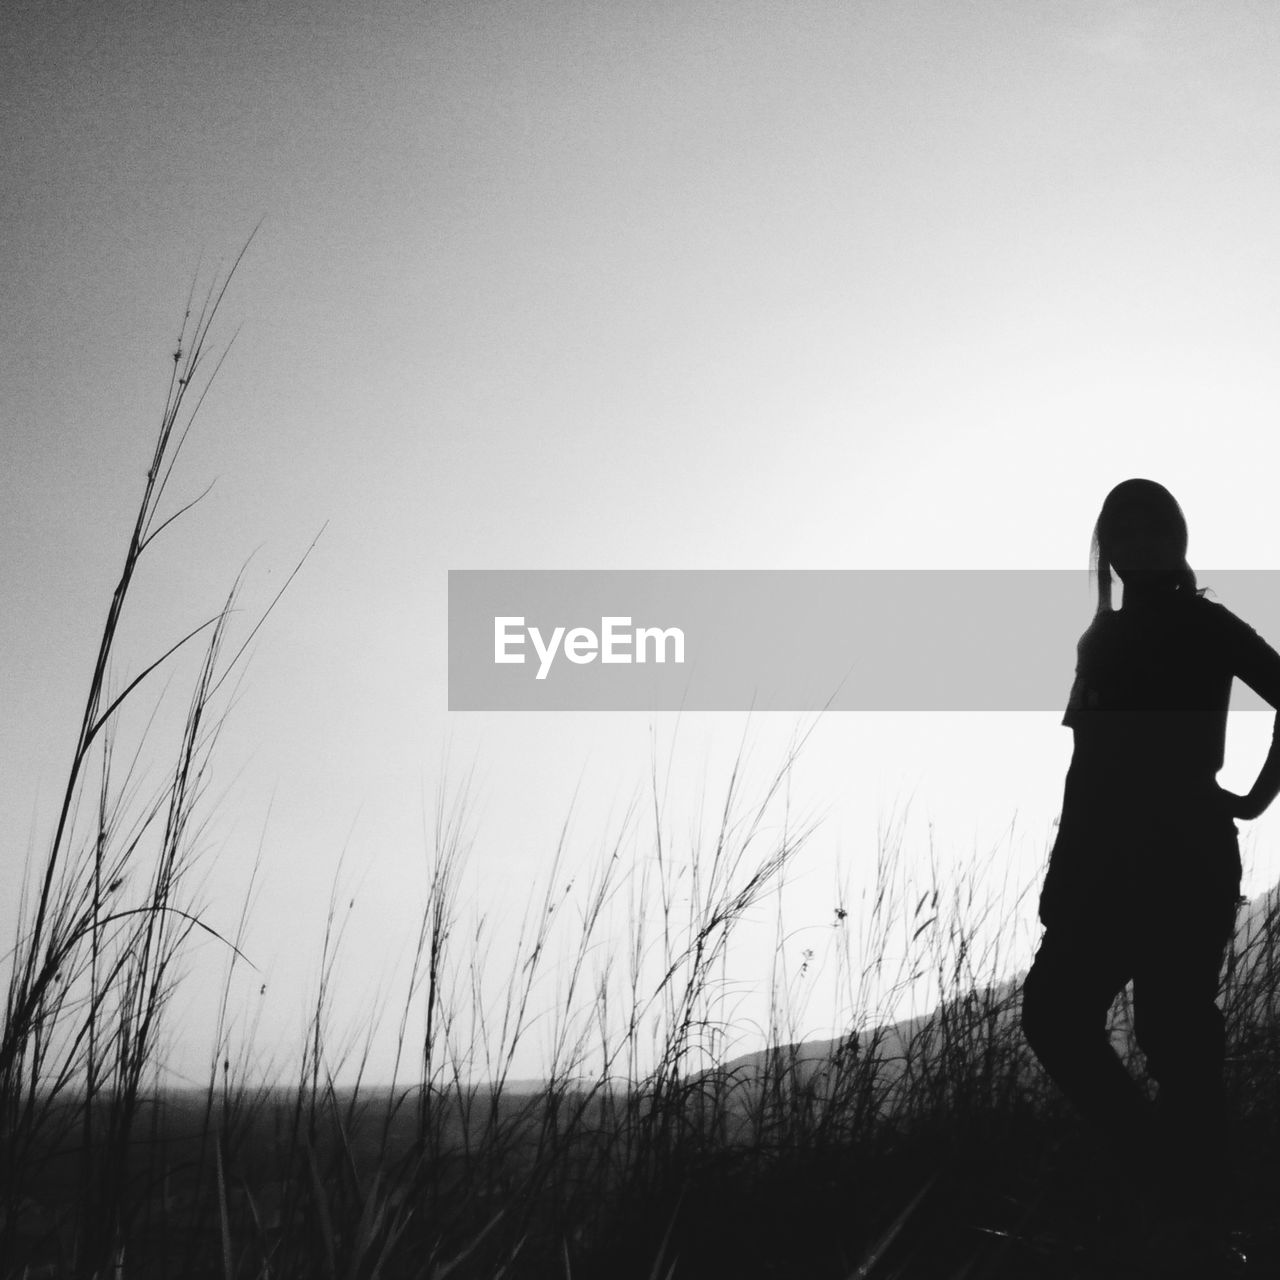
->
xmin=6 ymin=0 xmax=1280 ymax=1086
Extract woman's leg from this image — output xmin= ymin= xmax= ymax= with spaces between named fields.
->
xmin=1131 ymin=885 xmax=1240 ymax=1220
xmin=1022 ymin=924 xmax=1155 ymax=1162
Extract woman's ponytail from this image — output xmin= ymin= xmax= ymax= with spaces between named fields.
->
xmin=1091 ymin=531 xmax=1114 ymax=616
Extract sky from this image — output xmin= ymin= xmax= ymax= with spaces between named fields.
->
xmin=6 ymin=0 xmax=1280 ymax=1086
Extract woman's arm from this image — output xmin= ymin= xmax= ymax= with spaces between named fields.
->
xmin=1216 ymin=603 xmax=1280 ymax=820
xmin=1221 ymin=712 xmax=1280 ymax=820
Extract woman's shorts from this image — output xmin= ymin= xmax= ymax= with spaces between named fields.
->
xmin=1038 ymin=799 xmax=1241 ymax=933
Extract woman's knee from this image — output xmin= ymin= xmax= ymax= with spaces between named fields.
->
xmin=1021 ymin=964 xmax=1070 ymax=1058
xmin=1022 ymin=941 xmax=1115 ymax=1059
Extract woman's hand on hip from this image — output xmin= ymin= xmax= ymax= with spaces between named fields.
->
xmin=1217 ymin=785 xmax=1263 ymax=821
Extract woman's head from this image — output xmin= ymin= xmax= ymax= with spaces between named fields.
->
xmin=1091 ymin=478 xmax=1197 ymax=612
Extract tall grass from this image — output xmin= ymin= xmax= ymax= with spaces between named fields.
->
xmin=1 ymin=263 xmax=252 ymax=1270
xmin=5 ymin=275 xmax=1280 ymax=1277
xmin=0 ymin=239 xmax=298 ymax=1277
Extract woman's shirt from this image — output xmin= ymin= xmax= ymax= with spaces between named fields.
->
xmin=1039 ymin=588 xmax=1280 ymax=924
xmin=1059 ymin=589 xmax=1280 ymax=822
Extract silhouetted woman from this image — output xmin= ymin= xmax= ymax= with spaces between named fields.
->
xmin=1022 ymin=478 xmax=1280 ymax=1257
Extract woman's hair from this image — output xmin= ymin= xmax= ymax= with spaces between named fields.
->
xmin=1090 ymin=478 xmax=1200 ymax=615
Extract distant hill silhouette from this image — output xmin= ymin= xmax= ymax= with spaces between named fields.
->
xmin=696 ymin=882 xmax=1280 ymax=1115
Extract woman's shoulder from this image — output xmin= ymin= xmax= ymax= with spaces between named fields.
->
xmin=1184 ymin=592 xmax=1278 ymax=661
xmin=1189 ymin=591 xmax=1252 ymax=632
xmin=1075 ymin=606 xmax=1120 ymax=649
